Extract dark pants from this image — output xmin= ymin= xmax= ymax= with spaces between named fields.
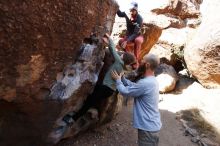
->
xmin=73 ymin=84 xmax=114 ymax=121
xmin=138 ymin=129 xmax=160 ymax=146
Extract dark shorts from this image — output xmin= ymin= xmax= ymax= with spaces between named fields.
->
xmin=138 ymin=129 xmax=160 ymax=146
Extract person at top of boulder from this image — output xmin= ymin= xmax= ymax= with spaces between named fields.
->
xmin=117 ymin=2 xmax=144 ymax=69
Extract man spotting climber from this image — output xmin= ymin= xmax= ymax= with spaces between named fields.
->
xmin=111 ymin=54 xmax=162 ymax=146
xmin=62 ymin=33 xmax=136 ymax=125
xmin=117 ymin=2 xmax=143 ymax=68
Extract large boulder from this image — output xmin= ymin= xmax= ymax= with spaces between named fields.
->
xmin=151 ymin=0 xmax=201 ymax=20
xmin=140 ymin=23 xmax=162 ymax=60
xmin=150 ymin=44 xmax=173 ymax=64
xmin=149 ymin=43 xmax=185 ymax=73
xmin=149 ymin=0 xmax=202 ymax=49
xmin=0 ymin=0 xmax=118 ymax=145
xmin=149 ymin=27 xmax=196 ymax=73
xmin=174 ymin=75 xmax=195 ymax=93
xmin=143 ymin=13 xmax=187 ymax=30
xmin=144 ymin=0 xmax=202 ymax=72
xmin=184 ymin=0 xmax=220 ymax=88
xmin=155 ymin=63 xmax=179 ymax=93
xmin=57 ymin=92 xmax=123 ymax=142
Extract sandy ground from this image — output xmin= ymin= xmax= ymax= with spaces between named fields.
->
xmin=159 ymin=82 xmax=220 ymax=134
xmin=57 ymin=102 xmax=197 ymax=146
xmin=57 ymin=81 xmax=220 ymax=146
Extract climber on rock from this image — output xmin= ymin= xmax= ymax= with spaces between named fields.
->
xmin=62 ymin=33 xmax=136 ymax=125
xmin=117 ymin=2 xmax=144 ymax=69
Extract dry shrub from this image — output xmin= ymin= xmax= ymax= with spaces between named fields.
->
xmin=180 ymin=108 xmax=220 ymax=143
xmin=181 ymin=108 xmax=213 ymax=133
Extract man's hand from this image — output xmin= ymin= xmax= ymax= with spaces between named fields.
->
xmin=104 ymin=33 xmax=110 ymax=38
xmin=102 ymin=33 xmax=110 ymax=45
xmin=102 ymin=37 xmax=109 ymax=45
xmin=121 ymin=41 xmax=127 ymax=49
xmin=111 ymin=70 xmax=124 ymax=80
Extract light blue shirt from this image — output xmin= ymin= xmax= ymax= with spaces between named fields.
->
xmin=116 ymin=76 xmax=162 ymax=132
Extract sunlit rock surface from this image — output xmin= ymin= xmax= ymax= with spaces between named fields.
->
xmin=0 ymin=0 xmax=118 ymax=145
xmin=184 ymin=0 xmax=220 ymax=88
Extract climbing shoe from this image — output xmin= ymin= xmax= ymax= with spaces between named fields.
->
xmin=62 ymin=112 xmax=76 ymax=125
xmin=48 ymin=125 xmax=68 ymax=144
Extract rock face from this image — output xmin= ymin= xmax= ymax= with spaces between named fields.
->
xmin=148 ymin=0 xmax=202 ymax=73
xmin=149 ymin=42 xmax=185 ymax=73
xmin=184 ymin=0 xmax=220 ymax=88
xmin=151 ymin=0 xmax=201 ymax=20
xmin=155 ymin=63 xmax=179 ymax=93
xmin=140 ymin=23 xmax=162 ymax=60
xmin=0 ymin=0 xmax=118 ymax=145
xmin=174 ymin=75 xmax=195 ymax=93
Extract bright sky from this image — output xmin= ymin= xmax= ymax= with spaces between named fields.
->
xmin=115 ymin=0 xmax=164 ymax=13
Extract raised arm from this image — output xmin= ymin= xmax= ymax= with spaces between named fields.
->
xmin=121 ymin=76 xmax=135 ymax=86
xmin=117 ymin=10 xmax=130 ymax=22
xmin=117 ymin=10 xmax=126 ymax=17
xmin=116 ymin=78 xmax=144 ymax=97
xmin=108 ymin=38 xmax=123 ymax=63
